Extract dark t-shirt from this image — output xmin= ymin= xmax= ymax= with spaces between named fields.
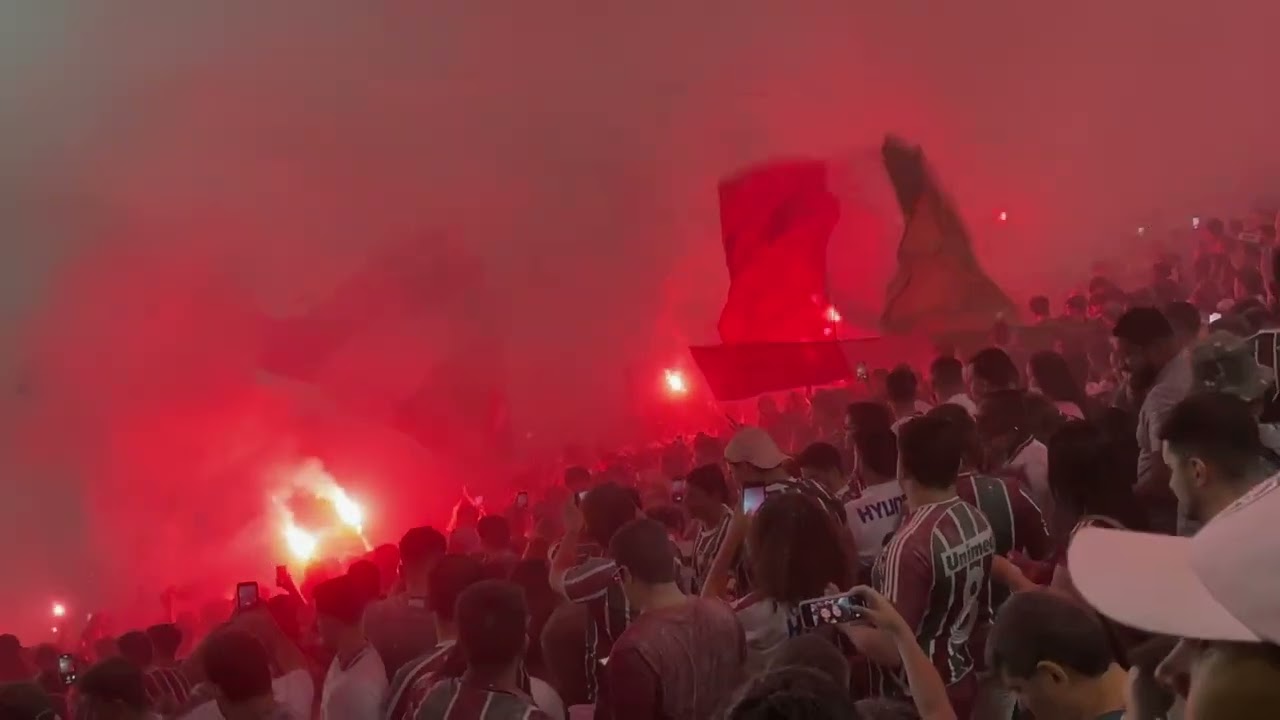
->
xmin=602 ymin=598 xmax=746 ymax=720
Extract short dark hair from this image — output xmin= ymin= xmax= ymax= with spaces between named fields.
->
xmin=116 ymin=631 xmax=153 ymax=668
xmin=898 ymin=416 xmax=962 ymax=490
xmin=1159 ymin=392 xmax=1264 ymax=482
xmin=1029 ymin=295 xmax=1051 ymax=317
xmin=977 ymin=388 xmax=1030 ymax=439
xmin=749 ymin=494 xmax=850 ymax=604
xmin=476 ymin=515 xmax=512 ymax=550
xmin=580 ymin=482 xmax=639 ymax=548
xmin=930 ymin=355 xmax=964 ymax=389
xmin=726 ymin=666 xmax=860 ymax=720
xmin=846 ymin=401 xmax=893 ymax=433
xmin=0 ymin=682 xmax=59 ymax=720
xmin=685 ymin=464 xmax=729 ymax=504
xmin=1113 ymin=307 xmax=1174 ymax=347
xmin=399 ymin=526 xmax=447 ymax=568
xmin=78 ymin=657 xmax=149 ymax=711
xmin=609 ymin=518 xmax=677 ymax=585
xmin=313 ymin=575 xmax=367 ymax=626
xmin=968 ymin=348 xmax=1019 ymax=391
xmin=928 ymin=403 xmax=981 ymax=467
xmin=346 ymin=559 xmax=381 ymax=603
xmin=987 ymin=590 xmax=1115 ymax=680
xmin=456 ymin=580 xmax=528 ymax=669
xmin=851 ymin=427 xmax=897 ymax=478
xmin=145 ymin=624 xmax=182 ymax=659
xmin=1164 ymin=301 xmax=1202 ymax=338
xmin=202 ymin=629 xmax=273 ymax=703
xmin=885 ymin=364 xmax=918 ymax=403
xmin=564 ymin=466 xmax=592 ymax=488
xmin=796 ymin=442 xmax=843 ymax=475
xmin=428 ymin=554 xmax=487 ymax=621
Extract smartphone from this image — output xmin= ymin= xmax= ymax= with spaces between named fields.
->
xmin=236 ymin=581 xmax=260 ymax=610
xmin=797 ymin=592 xmax=865 ymax=630
xmin=742 ymin=485 xmax=767 ymax=514
xmin=57 ymin=654 xmax=76 ymax=685
xmin=671 ymin=479 xmax=686 ymax=504
xmin=516 ymin=491 xmax=529 ymax=509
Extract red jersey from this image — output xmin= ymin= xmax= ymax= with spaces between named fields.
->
xmin=871 ymin=496 xmax=994 ymax=691
xmin=384 ymin=641 xmax=454 ymax=720
xmin=412 ymin=677 xmax=548 ymax=720
xmin=561 ymin=557 xmax=632 ymax=702
xmin=956 ymin=473 xmax=1049 ymax=559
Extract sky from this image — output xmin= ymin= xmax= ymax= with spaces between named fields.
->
xmin=0 ymin=1 xmax=1277 ymax=633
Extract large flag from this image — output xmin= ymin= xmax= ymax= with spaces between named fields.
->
xmin=879 ymin=137 xmax=1017 ymax=334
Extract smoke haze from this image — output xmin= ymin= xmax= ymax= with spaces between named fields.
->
xmin=1 ymin=1 xmax=1277 ymax=632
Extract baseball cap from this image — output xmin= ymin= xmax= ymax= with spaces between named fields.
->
xmin=1068 ymin=475 xmax=1280 ymax=644
xmin=1191 ymin=331 xmax=1274 ymax=401
xmin=723 ymin=426 xmax=787 ymax=469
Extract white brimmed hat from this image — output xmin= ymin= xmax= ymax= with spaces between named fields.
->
xmin=1068 ymin=475 xmax=1280 ymax=644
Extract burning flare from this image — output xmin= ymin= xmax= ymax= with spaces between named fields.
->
xmin=273 ymin=458 xmax=370 ymax=564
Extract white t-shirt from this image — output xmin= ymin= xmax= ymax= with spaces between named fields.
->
xmin=322 ymin=646 xmax=388 ymax=720
xmin=942 ymin=393 xmax=978 ymax=416
xmin=178 ymin=670 xmax=315 ymax=720
xmin=844 ymin=481 xmax=906 ymax=567
xmin=1007 ymin=437 xmax=1050 ymax=513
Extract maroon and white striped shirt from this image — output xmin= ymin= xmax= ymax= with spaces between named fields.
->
xmin=143 ymin=665 xmax=193 ymax=714
xmin=412 ymin=678 xmax=549 ymax=720
xmin=871 ymin=496 xmax=994 ymax=692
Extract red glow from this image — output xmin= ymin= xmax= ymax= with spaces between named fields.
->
xmin=51 ymin=602 xmax=66 ymax=618
xmin=824 ymin=305 xmax=842 ymax=324
xmin=997 ymin=211 xmax=1009 ymax=222
xmin=663 ymin=368 xmax=689 ymax=396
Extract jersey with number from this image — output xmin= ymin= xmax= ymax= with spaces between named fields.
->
xmin=871 ymin=496 xmax=994 ymax=690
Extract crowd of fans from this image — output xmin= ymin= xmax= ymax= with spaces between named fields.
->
xmin=3 ymin=214 xmax=1280 ymax=720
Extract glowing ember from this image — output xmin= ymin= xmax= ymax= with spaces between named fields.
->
xmin=283 ymin=521 xmax=318 ymax=562
xmin=51 ymin=602 xmax=66 ymax=618
xmin=663 ymin=369 xmax=689 ymax=396
xmin=824 ymin=305 xmax=842 ymax=324
xmin=997 ymin=210 xmax=1009 ymax=222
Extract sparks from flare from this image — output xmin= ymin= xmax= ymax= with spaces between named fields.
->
xmin=51 ymin=602 xmax=66 ymax=618
xmin=824 ymin=305 xmax=842 ymax=324
xmin=663 ymin=368 xmax=689 ymax=396
xmin=273 ymin=458 xmax=370 ymax=565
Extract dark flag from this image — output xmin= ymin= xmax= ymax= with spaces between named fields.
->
xmin=879 ymin=137 xmax=1016 ymax=334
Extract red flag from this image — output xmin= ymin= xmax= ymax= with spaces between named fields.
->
xmin=879 ymin=138 xmax=1016 ymax=334
xmin=717 ymin=160 xmax=840 ymax=344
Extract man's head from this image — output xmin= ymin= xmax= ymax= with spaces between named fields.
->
xmin=579 ymin=482 xmax=640 ymax=548
xmin=116 ymin=631 xmax=153 ymax=669
xmin=683 ymin=463 xmax=730 ymax=523
xmin=77 ymin=657 xmax=150 ymax=720
xmin=749 ymin=494 xmax=851 ymax=603
xmin=884 ymin=365 xmax=918 ymax=408
xmin=928 ymin=403 xmax=982 ymax=470
xmin=145 ymin=624 xmax=182 ymax=663
xmin=967 ymin=347 xmax=1020 ymax=398
xmin=723 ymin=426 xmax=788 ymax=487
xmin=312 ymin=575 xmax=368 ymax=649
xmin=564 ymin=466 xmax=592 ymax=494
xmin=897 ymin=415 xmax=963 ymax=493
xmin=427 ymin=554 xmax=486 ymax=631
xmin=1112 ymin=307 xmax=1178 ymax=392
xmin=1160 ymin=392 xmax=1266 ymax=523
xmin=0 ymin=682 xmax=60 ymax=720
xmin=725 ymin=666 xmax=860 ymax=720
xmin=399 ymin=526 xmax=447 ymax=585
xmin=1029 ymin=295 xmax=1051 ymax=321
xmin=929 ymin=355 xmax=965 ymax=399
xmin=346 ymin=559 xmax=382 ymax=604
xmin=1165 ymin=300 xmax=1202 ymax=346
xmin=476 ymin=515 xmax=512 ymax=554
xmin=201 ymin=629 xmax=274 ymax=717
xmin=849 ymin=426 xmax=897 ymax=482
xmin=609 ymin=518 xmax=679 ymax=609
xmin=796 ymin=442 xmax=844 ymax=492
xmin=977 ymin=389 xmax=1031 ymax=459
xmin=455 ymin=580 xmax=528 ymax=675
xmin=844 ymin=401 xmax=894 ymax=453
xmin=987 ymin=590 xmax=1118 ymax=720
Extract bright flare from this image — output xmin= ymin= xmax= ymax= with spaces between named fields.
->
xmin=997 ymin=210 xmax=1009 ymax=222
xmin=663 ymin=369 xmax=689 ymax=396
xmin=283 ymin=522 xmax=318 ymax=562
xmin=824 ymin=305 xmax=842 ymax=324
xmin=51 ymin=603 xmax=66 ymax=618
xmin=322 ymin=485 xmax=364 ymax=533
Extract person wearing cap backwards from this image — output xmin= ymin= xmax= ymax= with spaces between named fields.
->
xmin=1068 ymin=475 xmax=1280 ymax=719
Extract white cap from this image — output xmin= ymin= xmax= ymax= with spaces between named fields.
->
xmin=723 ymin=426 xmax=788 ymax=469
xmin=1068 ymin=474 xmax=1280 ymax=644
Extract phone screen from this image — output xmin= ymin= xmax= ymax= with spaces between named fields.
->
xmin=516 ymin=491 xmax=529 ymax=508
xmin=236 ymin=581 xmax=260 ymax=609
xmin=797 ymin=593 xmax=865 ymax=629
xmin=742 ymin=485 xmax=767 ymax=514
xmin=58 ymin=654 xmax=76 ymax=684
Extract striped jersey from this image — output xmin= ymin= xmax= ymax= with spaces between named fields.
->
xmin=384 ymin=641 xmax=455 ymax=720
xmin=412 ymin=678 xmax=549 ymax=720
xmin=691 ymin=509 xmax=733 ymax=593
xmin=871 ymin=496 xmax=994 ymax=691
xmin=955 ymin=473 xmax=1049 ymax=559
xmin=143 ymin=665 xmax=193 ymax=714
xmin=561 ymin=556 xmax=632 ymax=702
